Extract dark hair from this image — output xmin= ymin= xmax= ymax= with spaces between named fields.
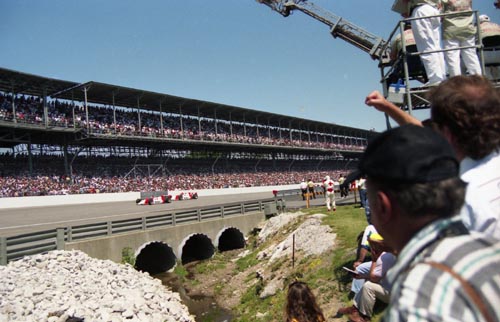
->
xmin=429 ymin=75 xmax=500 ymax=160
xmin=421 ymin=118 xmax=439 ymax=132
xmin=369 ymin=177 xmax=466 ymax=218
xmin=285 ymin=281 xmax=325 ymax=322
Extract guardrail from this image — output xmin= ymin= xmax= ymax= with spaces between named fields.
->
xmin=0 ymin=199 xmax=275 ymax=265
xmin=275 ymin=188 xmax=302 ymax=198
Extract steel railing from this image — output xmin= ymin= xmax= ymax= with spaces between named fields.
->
xmin=0 ymin=198 xmax=275 ymax=265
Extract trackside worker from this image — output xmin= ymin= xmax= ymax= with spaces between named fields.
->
xmin=323 ymin=175 xmax=336 ymax=211
xmin=307 ymin=179 xmax=316 ymax=199
xmin=300 ymin=179 xmax=308 ymax=200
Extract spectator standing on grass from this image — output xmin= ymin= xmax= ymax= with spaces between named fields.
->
xmin=359 ymin=124 xmax=500 ymax=321
xmin=285 ymin=281 xmax=326 ymax=322
xmin=357 ymin=176 xmax=372 ymax=224
xmin=442 ymin=0 xmax=482 ymax=77
xmin=365 ymin=75 xmax=500 ymax=239
xmin=358 ymin=176 xmax=367 ymax=209
xmin=323 ymin=175 xmax=336 ymax=212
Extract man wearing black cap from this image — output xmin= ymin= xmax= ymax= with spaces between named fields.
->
xmin=359 ymin=124 xmax=500 ymax=322
xmin=365 ymin=75 xmax=500 ymax=240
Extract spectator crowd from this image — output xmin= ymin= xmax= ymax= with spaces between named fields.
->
xmin=0 ymin=92 xmax=367 ymax=152
xmin=0 ymin=91 xmax=360 ymax=198
xmin=0 ymin=153 xmax=348 ymax=198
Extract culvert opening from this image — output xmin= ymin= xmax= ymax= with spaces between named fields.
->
xmin=181 ymin=234 xmax=214 ymax=265
xmin=218 ymin=227 xmax=245 ymax=252
xmin=135 ymin=241 xmax=176 ymax=274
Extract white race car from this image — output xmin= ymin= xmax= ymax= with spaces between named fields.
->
xmin=173 ymin=192 xmax=199 ymax=201
xmin=136 ymin=194 xmax=172 ymax=205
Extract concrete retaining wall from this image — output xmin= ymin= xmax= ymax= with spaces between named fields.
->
xmin=0 ymin=185 xmax=297 ymax=209
xmin=64 ymin=211 xmax=266 ymax=262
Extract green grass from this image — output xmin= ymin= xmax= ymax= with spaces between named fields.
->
xmin=236 ymin=284 xmax=286 ymax=322
xmin=173 ymin=264 xmax=189 ymax=281
xmin=151 ymin=200 xmax=374 ymax=322
xmin=120 ymin=247 xmax=136 ymax=266
xmin=195 ymin=252 xmax=227 ymax=274
xmin=230 ymin=204 xmax=371 ymax=321
xmin=235 ymin=250 xmax=259 ymax=272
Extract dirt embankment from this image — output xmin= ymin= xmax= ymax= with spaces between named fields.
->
xmin=185 ymin=211 xmax=346 ymax=320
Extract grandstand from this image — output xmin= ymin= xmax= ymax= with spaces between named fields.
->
xmin=0 ymin=67 xmax=376 ymax=197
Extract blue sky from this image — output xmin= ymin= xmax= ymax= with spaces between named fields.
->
xmin=0 ymin=1 xmax=497 ymax=132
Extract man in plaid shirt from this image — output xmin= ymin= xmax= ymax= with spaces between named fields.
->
xmin=357 ymin=124 xmax=500 ymax=322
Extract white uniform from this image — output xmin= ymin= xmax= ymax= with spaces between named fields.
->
xmin=300 ymin=180 xmax=308 ymax=200
xmin=410 ymin=1 xmax=447 ymax=84
xmin=323 ymin=176 xmax=336 ymax=211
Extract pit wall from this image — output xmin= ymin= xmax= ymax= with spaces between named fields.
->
xmin=0 ymin=184 xmax=297 ymax=209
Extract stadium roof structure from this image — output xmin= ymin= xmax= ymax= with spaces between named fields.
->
xmin=0 ymin=67 xmax=375 ymax=137
xmin=52 ymin=81 xmax=372 ymax=136
xmin=0 ymin=67 xmax=78 ymax=97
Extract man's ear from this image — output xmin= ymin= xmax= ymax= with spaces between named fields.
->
xmin=376 ymin=190 xmax=394 ymax=224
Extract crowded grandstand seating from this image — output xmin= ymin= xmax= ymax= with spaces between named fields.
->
xmin=0 ymin=93 xmax=367 ymax=151
xmin=0 ymin=91 xmax=363 ymax=197
xmin=0 ymin=154 xmax=348 ymax=197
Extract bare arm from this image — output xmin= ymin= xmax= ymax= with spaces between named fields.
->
xmin=365 ymin=91 xmax=423 ymax=127
xmin=353 ymin=247 xmax=368 ymax=269
xmin=368 ymin=260 xmax=382 ymax=283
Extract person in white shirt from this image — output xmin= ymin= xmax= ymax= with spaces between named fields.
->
xmin=323 ymin=175 xmax=336 ymax=211
xmin=395 ymin=0 xmax=447 ymax=85
xmin=299 ymin=180 xmax=308 ymax=200
xmin=364 ymin=75 xmax=500 ymax=239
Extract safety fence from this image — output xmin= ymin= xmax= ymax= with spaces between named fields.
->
xmin=0 ymin=198 xmax=276 ymax=265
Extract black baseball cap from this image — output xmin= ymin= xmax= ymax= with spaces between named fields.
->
xmin=358 ymin=124 xmax=459 ymax=184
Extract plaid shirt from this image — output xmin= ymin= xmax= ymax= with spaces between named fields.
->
xmin=383 ymin=216 xmax=500 ymax=322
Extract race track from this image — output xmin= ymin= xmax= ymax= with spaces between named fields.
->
xmin=0 ymin=192 xmax=273 ymax=237
xmin=0 ymin=191 xmax=356 ymax=237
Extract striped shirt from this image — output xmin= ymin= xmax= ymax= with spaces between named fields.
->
xmin=383 ymin=216 xmax=500 ymax=322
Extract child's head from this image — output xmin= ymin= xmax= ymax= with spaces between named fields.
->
xmin=286 ymin=281 xmax=325 ymax=322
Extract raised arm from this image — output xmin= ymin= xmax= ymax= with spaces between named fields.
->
xmin=365 ymin=91 xmax=423 ymax=127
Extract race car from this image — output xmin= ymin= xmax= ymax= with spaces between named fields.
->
xmin=136 ymin=194 xmax=172 ymax=205
xmin=173 ymin=192 xmax=199 ymax=201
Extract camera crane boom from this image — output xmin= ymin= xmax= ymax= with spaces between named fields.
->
xmin=257 ymin=0 xmax=390 ymax=63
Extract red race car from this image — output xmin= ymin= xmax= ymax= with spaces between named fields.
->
xmin=136 ymin=194 xmax=172 ymax=205
xmin=172 ymin=192 xmax=199 ymax=201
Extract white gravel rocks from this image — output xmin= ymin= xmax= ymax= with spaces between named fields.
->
xmin=257 ymin=211 xmax=304 ymax=243
xmin=258 ymin=213 xmax=336 ymax=263
xmin=0 ymin=250 xmax=194 ymax=322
